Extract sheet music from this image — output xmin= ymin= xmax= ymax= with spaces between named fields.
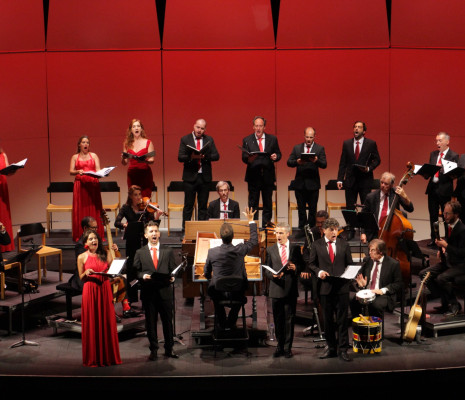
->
xmin=11 ymin=158 xmax=27 ymax=168
xmin=209 ymin=238 xmax=244 ymax=248
xmin=107 ymin=258 xmax=126 ymax=275
xmin=442 ymin=159 xmax=458 ymax=174
xmin=83 ymin=166 xmax=116 ymax=178
xmin=338 ymin=265 xmax=361 ymax=280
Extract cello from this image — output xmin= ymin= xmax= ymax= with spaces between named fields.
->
xmin=378 ymin=162 xmax=415 ymax=285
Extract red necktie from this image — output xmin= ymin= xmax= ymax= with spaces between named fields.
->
xmin=151 ymin=246 xmax=158 ymax=270
xmin=223 ymin=203 xmax=228 ymax=219
xmin=448 ymin=225 xmax=452 ymax=238
xmin=281 ymin=244 xmax=287 ymax=266
xmin=380 ymin=194 xmax=389 ymax=221
xmin=258 ymin=138 xmax=264 ymax=152
xmin=306 ymin=145 xmax=310 ymax=153
xmin=328 ymin=241 xmax=334 ymax=263
xmin=435 ymin=152 xmax=444 ymax=178
xmin=370 ymin=261 xmax=379 ymax=290
xmin=196 ymin=138 xmax=201 ymax=170
xmin=355 ymin=141 xmax=360 ymax=160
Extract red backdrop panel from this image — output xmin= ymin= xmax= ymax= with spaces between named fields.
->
xmin=46 ymin=51 xmax=163 ymax=227
xmin=162 ymin=50 xmax=276 ymax=227
xmin=391 ymin=0 xmax=465 ymax=49
xmin=47 ymin=0 xmax=160 ymax=50
xmin=277 ymin=0 xmax=389 ymax=49
xmin=276 ymin=50 xmax=390 ymax=216
xmin=0 ymin=52 xmax=49 ymax=226
xmin=163 ymin=0 xmax=274 ymax=49
xmin=0 ymin=0 xmax=45 ymax=52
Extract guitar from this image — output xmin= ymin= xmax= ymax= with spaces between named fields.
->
xmin=403 ymin=271 xmax=430 ymax=342
xmin=100 ymin=210 xmax=126 ymax=303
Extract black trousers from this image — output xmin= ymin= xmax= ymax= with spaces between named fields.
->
xmin=182 ymin=174 xmax=210 ymax=230
xmin=320 ymin=292 xmax=350 ymax=353
xmin=295 ymin=188 xmax=319 ymax=229
xmin=248 ymin=182 xmax=273 ymax=227
xmin=271 ymin=296 xmax=297 ymax=352
xmin=427 ymin=190 xmax=450 ymax=241
xmin=420 ymin=263 xmax=465 ymax=307
xmin=142 ymin=292 xmax=174 ymax=353
xmin=208 ymin=286 xmax=245 ymax=329
xmin=345 ymin=185 xmax=371 ymax=211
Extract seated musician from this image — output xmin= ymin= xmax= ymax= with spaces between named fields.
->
xmin=0 ymin=221 xmax=11 ymax=258
xmin=419 ymin=201 xmax=465 ymax=316
xmin=360 ymin=171 xmax=414 ymax=243
xmin=350 ymin=239 xmax=403 ymax=318
xmin=207 ymin=180 xmax=240 ymax=220
xmin=204 ymin=207 xmax=257 ymax=330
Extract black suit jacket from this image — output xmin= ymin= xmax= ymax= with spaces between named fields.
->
xmin=207 ymin=198 xmax=240 ymax=219
xmin=453 ymin=154 xmax=465 ymax=202
xmin=287 ymin=142 xmax=327 ymax=191
xmin=134 ymin=244 xmax=176 ymax=300
xmin=355 ymin=255 xmax=403 ymax=312
xmin=204 ymin=222 xmax=258 ymax=289
xmin=426 ymin=148 xmax=459 ymax=198
xmin=445 ymin=219 xmax=465 ymax=269
xmin=337 ymin=137 xmax=381 ymax=189
xmin=178 ymin=133 xmax=219 ymax=183
xmin=308 ymin=237 xmax=353 ymax=295
xmin=265 ymin=242 xmax=304 ymax=299
xmin=241 ymin=133 xmax=281 ymax=185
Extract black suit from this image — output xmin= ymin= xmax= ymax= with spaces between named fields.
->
xmin=242 ymin=133 xmax=281 ymax=227
xmin=207 ymin=198 xmax=240 ymax=220
xmin=134 ymin=244 xmax=177 ymax=353
xmin=309 ymin=237 xmax=353 ymax=353
xmin=361 ymin=188 xmax=414 ymax=242
xmin=350 ymin=255 xmax=403 ymax=317
xmin=204 ymin=222 xmax=258 ymax=328
xmin=426 ymin=148 xmax=459 ymax=240
xmin=287 ymin=142 xmax=327 ymax=228
xmin=178 ymin=133 xmax=220 ymax=229
xmin=420 ymin=219 xmax=465 ymax=308
xmin=453 ymin=154 xmax=465 ymax=222
xmin=337 ymin=137 xmax=381 ymax=210
xmin=265 ymin=241 xmax=304 ymax=353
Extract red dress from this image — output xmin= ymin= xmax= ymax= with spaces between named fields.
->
xmin=0 ymin=153 xmax=14 ymax=252
xmin=126 ymin=139 xmax=154 ymax=198
xmin=72 ymin=154 xmax=104 ymax=241
xmin=81 ymin=252 xmax=122 ymax=367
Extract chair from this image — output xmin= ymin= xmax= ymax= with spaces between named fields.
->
xmin=0 ymin=261 xmax=21 ymax=300
xmin=100 ymin=181 xmax=121 ymax=220
xmin=325 ymin=180 xmax=346 ymax=216
xmin=166 ymin=181 xmax=186 ymax=236
xmin=45 ymin=182 xmax=74 ymax=237
xmin=212 ymin=276 xmax=249 ymax=357
xmin=16 ymin=223 xmax=63 ymax=285
xmin=288 ymin=180 xmax=304 ymax=232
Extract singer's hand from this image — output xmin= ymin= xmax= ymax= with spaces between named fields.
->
xmin=337 ymin=182 xmax=343 ymax=190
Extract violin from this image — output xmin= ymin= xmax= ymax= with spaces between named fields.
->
xmin=138 ymin=197 xmax=168 ymax=217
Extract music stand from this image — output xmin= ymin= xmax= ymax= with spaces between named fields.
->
xmin=9 ymin=248 xmax=41 ymax=348
xmin=342 ymin=210 xmax=378 ymax=257
xmin=171 ymin=255 xmax=188 ymax=345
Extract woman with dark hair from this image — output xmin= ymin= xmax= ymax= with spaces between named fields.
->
xmin=77 ymin=230 xmax=121 ymax=367
xmin=121 ymin=119 xmax=155 ymax=198
xmin=0 ymin=146 xmax=14 ymax=252
xmin=115 ymin=185 xmax=162 ymax=313
xmin=70 ymin=136 xmax=104 ymax=241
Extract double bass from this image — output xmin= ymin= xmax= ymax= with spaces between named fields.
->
xmin=378 ymin=162 xmax=415 ymax=285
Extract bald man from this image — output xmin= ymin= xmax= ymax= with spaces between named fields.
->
xmin=287 ymin=127 xmax=327 ymax=229
xmin=178 ymin=119 xmax=220 ymax=231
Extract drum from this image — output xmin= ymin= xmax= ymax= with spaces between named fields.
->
xmin=356 ymin=289 xmax=376 ymax=304
xmin=352 ymin=316 xmax=382 ymax=354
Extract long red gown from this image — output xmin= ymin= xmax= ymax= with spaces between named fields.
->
xmin=72 ymin=153 xmax=104 ymax=241
xmin=126 ymin=139 xmax=154 ymax=198
xmin=81 ymin=252 xmax=121 ymax=367
xmin=0 ymin=153 xmax=14 ymax=252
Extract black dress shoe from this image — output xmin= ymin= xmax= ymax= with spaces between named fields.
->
xmin=148 ymin=351 xmax=157 ymax=361
xmin=164 ymin=350 xmax=179 ymax=359
xmin=338 ymin=351 xmax=352 ymax=362
xmin=319 ymin=348 xmax=337 ymax=359
xmin=123 ymin=308 xmax=141 ymax=318
xmin=284 ymin=350 xmax=293 ymax=358
xmin=273 ymin=348 xmax=285 ymax=358
xmin=444 ymin=303 xmax=461 ymax=316
xmin=433 ymin=305 xmax=449 ymax=313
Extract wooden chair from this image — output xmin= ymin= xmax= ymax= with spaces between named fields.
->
xmin=0 ymin=260 xmax=21 ymax=300
xmin=17 ymin=223 xmax=62 ymax=285
xmin=45 ymin=182 xmax=74 ymax=237
xmin=287 ymin=180 xmax=300 ymax=232
xmin=166 ymin=181 xmax=186 ymax=236
xmin=325 ymin=180 xmax=346 ymax=216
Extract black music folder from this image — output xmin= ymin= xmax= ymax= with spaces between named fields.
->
xmin=237 ymin=145 xmax=269 ymax=157
xmin=300 ymin=152 xmax=317 ymax=162
xmin=122 ymin=150 xmax=155 ymax=162
xmin=413 ymin=163 xmax=441 ymax=179
xmin=187 ymin=141 xmax=211 ymax=154
xmin=0 ymin=158 xmax=27 ymax=175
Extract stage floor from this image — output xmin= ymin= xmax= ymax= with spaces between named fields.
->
xmin=1 ymin=230 xmax=465 ymax=393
